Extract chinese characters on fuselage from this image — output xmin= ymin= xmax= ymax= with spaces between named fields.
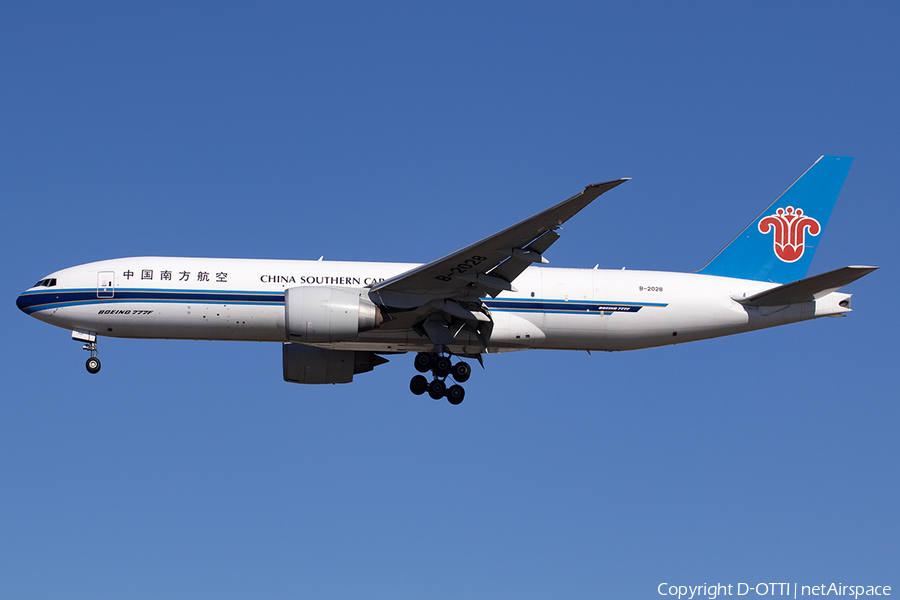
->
xmin=122 ymin=270 xmax=228 ymax=283
xmin=118 ymin=270 xmax=386 ymax=286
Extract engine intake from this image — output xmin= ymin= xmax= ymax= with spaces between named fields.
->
xmin=285 ymin=286 xmax=382 ymax=343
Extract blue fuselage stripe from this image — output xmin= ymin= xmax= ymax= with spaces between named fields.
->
xmin=17 ymin=289 xmax=668 ymax=316
xmin=483 ymin=299 xmax=666 ymax=314
xmin=16 ymin=288 xmax=286 ymax=314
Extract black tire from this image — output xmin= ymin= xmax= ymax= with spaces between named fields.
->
xmin=414 ymin=352 xmax=434 ymax=373
xmin=434 ymin=356 xmax=452 ymax=377
xmin=428 ymin=379 xmax=446 ymax=400
xmin=86 ymin=357 xmax=101 ymax=374
xmin=451 ymin=361 xmax=471 ymax=383
xmin=410 ymin=375 xmax=428 ymax=395
xmin=447 ymin=385 xmax=465 ymax=405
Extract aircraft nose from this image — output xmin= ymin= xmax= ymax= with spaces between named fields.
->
xmin=16 ymin=291 xmax=28 ymax=313
xmin=16 ymin=290 xmax=34 ymax=314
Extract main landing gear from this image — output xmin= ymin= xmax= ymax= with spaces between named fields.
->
xmin=409 ymin=352 xmax=472 ymax=405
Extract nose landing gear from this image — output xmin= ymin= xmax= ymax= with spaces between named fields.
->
xmin=86 ymin=355 xmax=101 ymax=374
xmin=73 ymin=330 xmax=101 ymax=374
xmin=409 ymin=352 xmax=471 ymax=404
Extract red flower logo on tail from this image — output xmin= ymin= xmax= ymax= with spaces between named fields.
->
xmin=758 ymin=206 xmax=821 ymax=263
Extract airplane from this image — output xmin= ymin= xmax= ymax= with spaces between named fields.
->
xmin=16 ymin=155 xmax=876 ymax=405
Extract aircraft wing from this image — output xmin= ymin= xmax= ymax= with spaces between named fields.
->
xmin=369 ymin=178 xmax=629 ymax=309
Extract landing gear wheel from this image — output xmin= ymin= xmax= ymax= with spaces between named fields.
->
xmin=410 ymin=375 xmax=428 ymax=395
xmin=86 ymin=357 xmax=101 ymax=374
xmin=414 ymin=352 xmax=435 ymax=373
xmin=427 ymin=379 xmax=446 ymax=400
xmin=451 ymin=362 xmax=471 ymax=383
xmin=434 ymin=357 xmax=452 ymax=377
xmin=446 ymin=385 xmax=465 ymax=405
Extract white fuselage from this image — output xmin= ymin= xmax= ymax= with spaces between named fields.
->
xmin=18 ymin=257 xmax=852 ymax=354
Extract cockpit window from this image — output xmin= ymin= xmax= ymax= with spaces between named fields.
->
xmin=33 ymin=278 xmax=57 ymax=288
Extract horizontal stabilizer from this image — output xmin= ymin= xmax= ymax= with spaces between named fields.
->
xmin=737 ymin=266 xmax=878 ymax=307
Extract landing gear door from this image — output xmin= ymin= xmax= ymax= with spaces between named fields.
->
xmin=98 ymin=271 xmax=115 ymax=298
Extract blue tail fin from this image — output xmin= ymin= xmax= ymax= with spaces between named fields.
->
xmin=697 ymin=155 xmax=853 ymax=283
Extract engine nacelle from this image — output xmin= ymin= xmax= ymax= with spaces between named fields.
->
xmin=282 ymin=343 xmax=388 ymax=384
xmin=285 ymin=286 xmax=382 ymax=343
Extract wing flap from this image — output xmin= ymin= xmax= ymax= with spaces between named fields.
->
xmin=488 ymin=230 xmax=560 ymax=284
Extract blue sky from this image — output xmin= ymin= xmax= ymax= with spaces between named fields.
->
xmin=2 ymin=2 xmax=897 ymax=598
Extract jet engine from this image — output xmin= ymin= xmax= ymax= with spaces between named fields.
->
xmin=282 ymin=343 xmax=388 ymax=384
xmin=284 ymin=286 xmax=383 ymax=343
